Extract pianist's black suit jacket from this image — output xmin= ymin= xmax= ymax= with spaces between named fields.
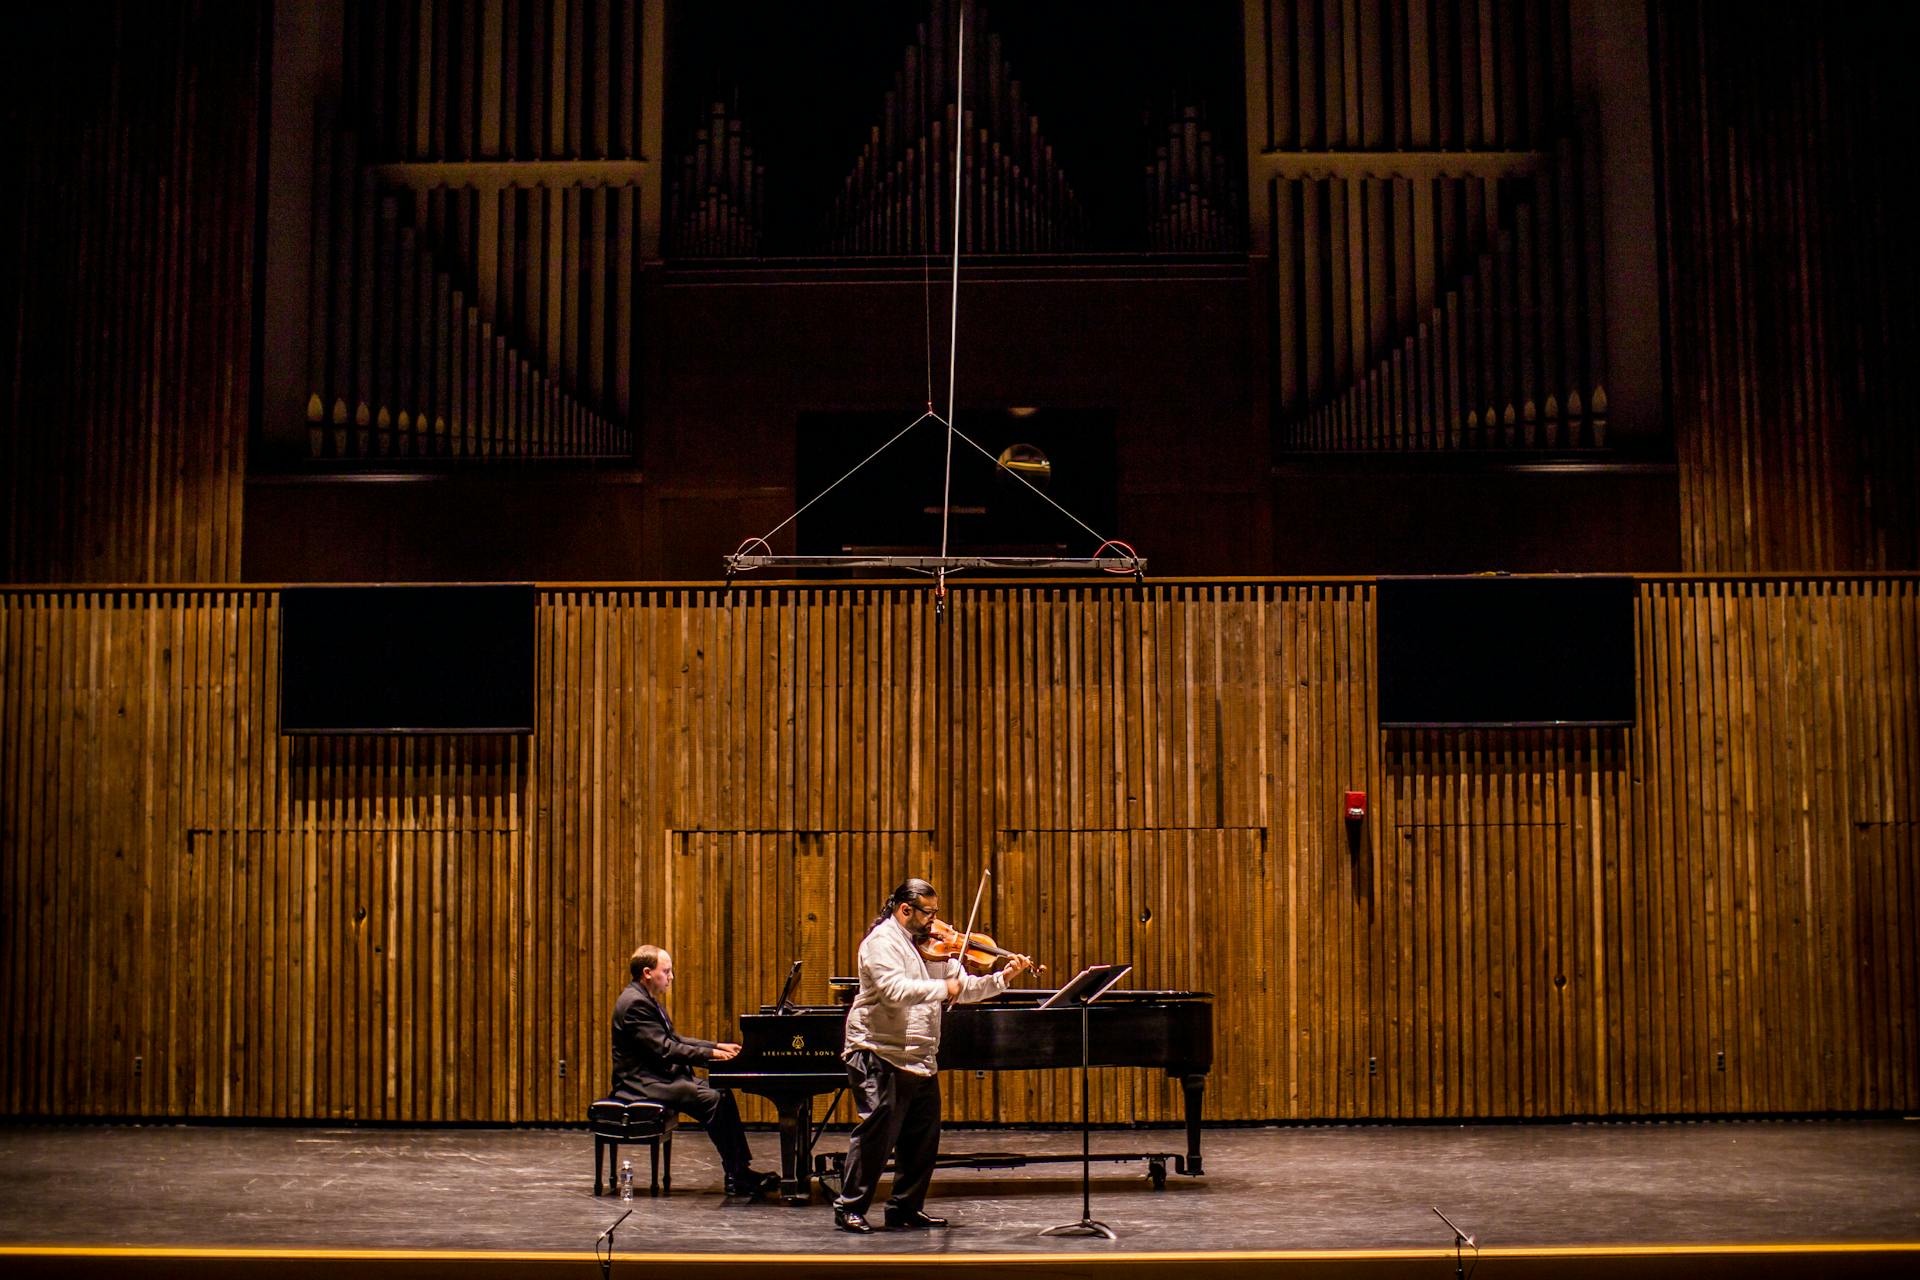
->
xmin=609 ymin=981 xmax=718 ymax=1098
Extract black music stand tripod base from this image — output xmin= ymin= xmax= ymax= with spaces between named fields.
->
xmin=1040 ymin=1215 xmax=1118 ymax=1241
xmin=1038 ymin=963 xmax=1132 ymax=1242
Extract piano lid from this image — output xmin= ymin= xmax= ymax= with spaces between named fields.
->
xmin=736 ymin=990 xmax=1213 ymax=1076
xmin=752 ymin=989 xmax=1213 ymax=1014
xmin=969 ymin=988 xmax=1214 ymax=1002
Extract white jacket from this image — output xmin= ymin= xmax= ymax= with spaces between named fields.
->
xmin=843 ymin=915 xmax=1009 ymax=1075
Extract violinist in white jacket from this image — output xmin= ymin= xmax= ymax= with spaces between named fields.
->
xmin=832 ymin=877 xmax=1032 ymax=1234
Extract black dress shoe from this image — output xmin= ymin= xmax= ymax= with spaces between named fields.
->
xmin=725 ymin=1169 xmax=781 ymax=1197
xmin=834 ymin=1209 xmax=875 ymax=1234
xmin=885 ymin=1209 xmax=950 ymax=1230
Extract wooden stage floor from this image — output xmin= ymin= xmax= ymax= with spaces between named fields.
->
xmin=2 ymin=1120 xmax=1917 ymax=1276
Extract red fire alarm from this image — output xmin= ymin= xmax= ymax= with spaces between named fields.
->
xmin=1343 ymin=790 xmax=1367 ymax=821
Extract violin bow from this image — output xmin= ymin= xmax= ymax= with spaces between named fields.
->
xmin=955 ymin=866 xmax=991 ymax=977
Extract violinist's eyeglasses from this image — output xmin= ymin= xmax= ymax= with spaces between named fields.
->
xmin=905 ymin=901 xmax=939 ymax=918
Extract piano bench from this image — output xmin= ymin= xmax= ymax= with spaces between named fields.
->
xmin=589 ymin=1100 xmax=677 ymax=1196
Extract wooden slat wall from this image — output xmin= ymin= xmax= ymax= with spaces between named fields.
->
xmin=1654 ymin=1 xmax=1919 ymax=571
xmin=0 ymin=2 xmax=258 ymax=582
xmin=3 ymin=580 xmax=1914 ymax=1123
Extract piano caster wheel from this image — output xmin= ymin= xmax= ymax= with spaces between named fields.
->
xmin=1148 ymin=1158 xmax=1168 ymax=1190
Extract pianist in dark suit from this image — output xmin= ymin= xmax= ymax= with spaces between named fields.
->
xmin=609 ymin=944 xmax=780 ymax=1198
xmin=831 ymin=878 xmax=1032 ymax=1234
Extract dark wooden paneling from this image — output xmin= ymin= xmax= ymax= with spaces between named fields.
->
xmin=1653 ymin=1 xmax=1919 ymax=570
xmin=247 ymin=266 xmax=1267 ymax=581
xmin=240 ymin=471 xmax=652 ymax=583
xmin=1 ymin=3 xmax=259 ymax=582
xmin=3 ymin=579 xmax=1914 ymax=1122
xmin=1268 ymin=459 xmax=1679 ymax=573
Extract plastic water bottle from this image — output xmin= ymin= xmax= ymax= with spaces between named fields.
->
xmin=619 ymin=1158 xmax=634 ymax=1202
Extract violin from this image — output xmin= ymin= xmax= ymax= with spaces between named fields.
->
xmin=917 ymin=917 xmax=1046 ymax=977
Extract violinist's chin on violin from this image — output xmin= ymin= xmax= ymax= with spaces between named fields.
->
xmin=918 ymin=917 xmax=1046 ymax=981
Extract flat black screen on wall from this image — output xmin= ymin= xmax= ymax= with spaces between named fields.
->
xmin=1377 ymin=577 xmax=1637 ymax=728
xmin=279 ymin=585 xmax=536 ymax=734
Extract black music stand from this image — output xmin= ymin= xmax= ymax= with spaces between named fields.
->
xmin=1038 ymin=963 xmax=1132 ymax=1241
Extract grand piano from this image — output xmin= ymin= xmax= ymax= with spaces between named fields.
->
xmin=707 ymin=970 xmax=1213 ymax=1203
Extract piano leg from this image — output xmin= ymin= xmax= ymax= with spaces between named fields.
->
xmin=774 ymin=1094 xmax=816 ymax=1204
xmin=1180 ymin=1073 xmax=1206 ymax=1176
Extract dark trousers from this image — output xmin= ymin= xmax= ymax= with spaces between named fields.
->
xmin=616 ymin=1077 xmax=752 ymax=1180
xmin=833 ymin=1048 xmax=942 ymax=1217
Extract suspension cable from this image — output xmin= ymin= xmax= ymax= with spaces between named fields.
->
xmin=938 ymin=5 xmax=967 ymax=594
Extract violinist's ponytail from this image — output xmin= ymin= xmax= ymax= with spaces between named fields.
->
xmin=871 ymin=877 xmax=937 ymax=930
